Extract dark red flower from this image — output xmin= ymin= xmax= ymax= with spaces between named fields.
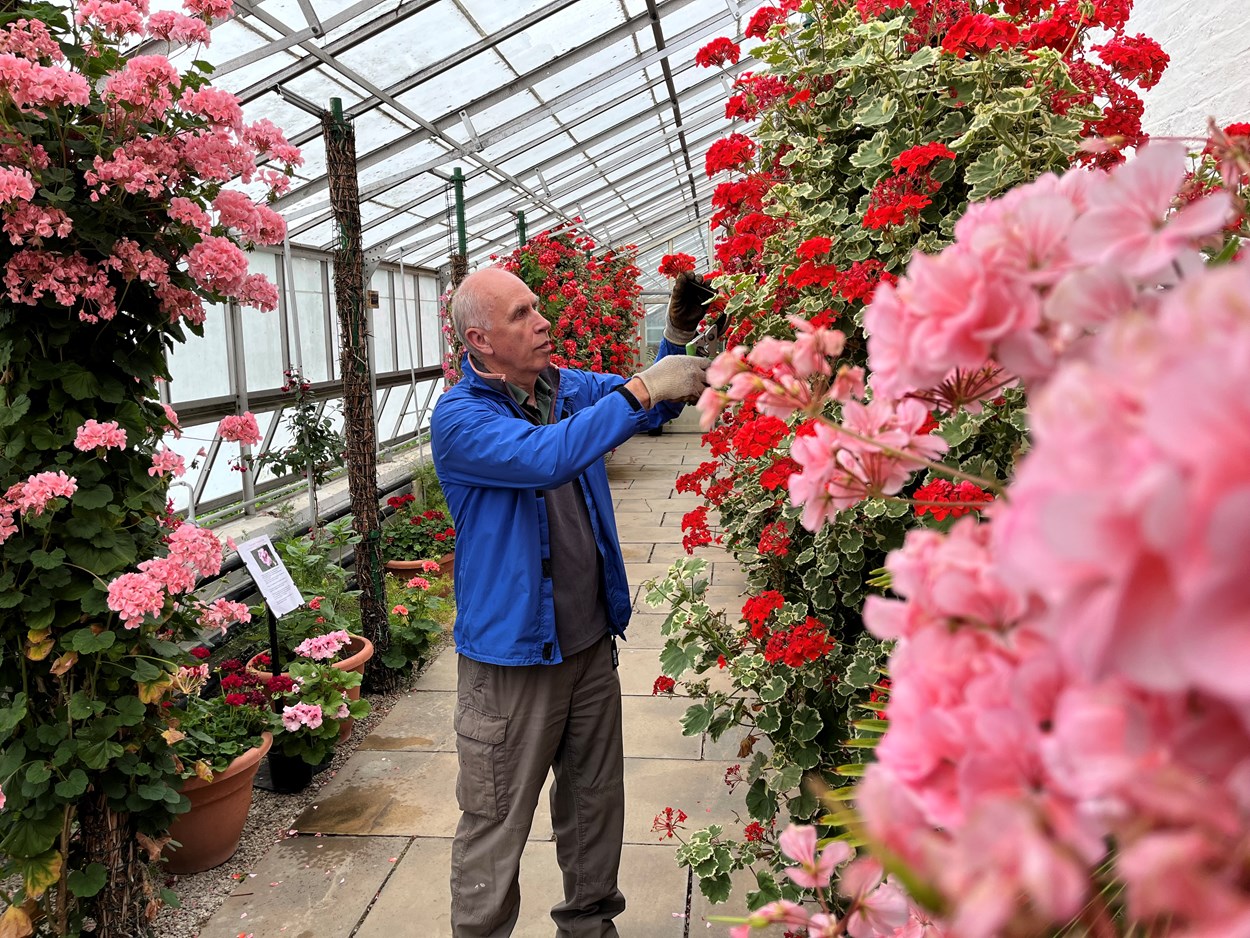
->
xmin=190 ymin=646 xmax=210 ymax=660
xmin=652 ymin=675 xmax=677 ymax=695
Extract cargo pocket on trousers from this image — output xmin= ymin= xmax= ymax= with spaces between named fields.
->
xmin=454 ymin=704 xmax=509 ymax=820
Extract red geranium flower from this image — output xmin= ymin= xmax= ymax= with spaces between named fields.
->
xmin=658 ymin=253 xmax=696 ymax=277
xmin=941 ymin=13 xmax=1020 ymax=56
xmin=694 ymin=36 xmax=741 ymax=68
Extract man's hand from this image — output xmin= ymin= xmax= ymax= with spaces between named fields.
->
xmin=632 ymin=355 xmax=711 ymax=407
xmin=664 ymin=271 xmax=718 ymax=344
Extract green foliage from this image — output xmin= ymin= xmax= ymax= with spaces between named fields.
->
xmin=253 ymin=366 xmax=345 ymax=485
xmin=269 ymin=659 xmax=369 ymax=766
xmin=378 ymin=573 xmax=446 ymax=673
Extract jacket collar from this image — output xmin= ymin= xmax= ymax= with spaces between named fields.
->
xmin=461 ymin=353 xmax=563 ymax=404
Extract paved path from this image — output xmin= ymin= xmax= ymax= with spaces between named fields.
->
xmin=195 ymin=429 xmax=752 ymax=938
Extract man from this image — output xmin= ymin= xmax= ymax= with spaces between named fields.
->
xmin=430 ymin=266 xmax=712 ymax=937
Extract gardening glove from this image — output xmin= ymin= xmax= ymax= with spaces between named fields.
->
xmin=665 ymin=271 xmax=718 ymax=344
xmin=635 ymin=354 xmax=711 ymax=405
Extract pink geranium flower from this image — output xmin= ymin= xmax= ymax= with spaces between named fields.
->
xmin=777 ymin=823 xmax=852 ymax=889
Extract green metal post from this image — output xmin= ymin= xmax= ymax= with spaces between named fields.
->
xmin=517 ymin=210 xmax=527 ymax=247
xmin=452 ymin=166 xmax=467 ymax=256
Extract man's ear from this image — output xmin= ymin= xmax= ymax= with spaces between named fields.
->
xmin=464 ymin=325 xmax=491 ymax=356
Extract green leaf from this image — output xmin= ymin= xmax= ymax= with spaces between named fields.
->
xmin=0 ymin=693 xmax=29 ymax=743
xmin=791 ymin=707 xmax=823 ymax=743
xmin=759 ymin=675 xmax=787 ymax=704
xmin=964 ymin=143 xmax=1023 ymax=201
xmin=698 ymin=872 xmax=732 ymax=904
xmin=73 ymin=485 xmax=114 ymax=509
xmin=849 ymin=130 xmax=890 ymax=169
xmin=29 ymin=548 xmax=66 ymax=570
xmin=834 ymin=762 xmax=868 ymax=777
xmin=11 ymin=848 xmax=61 ymax=898
xmin=78 ymin=740 xmax=124 ymax=770
xmin=67 ymin=863 xmax=108 ymax=898
xmin=745 ymin=778 xmax=777 ymax=821
xmin=853 ymin=95 xmax=898 ymax=127
xmin=54 ymin=769 xmax=89 ymax=798
xmin=66 ymin=628 xmax=116 ymax=655
xmin=680 ymin=701 xmax=713 ymax=736
xmin=1 ymin=811 xmax=62 ymax=857
xmin=659 ymin=640 xmax=700 ymax=679
xmin=61 ymin=368 xmax=101 ymax=401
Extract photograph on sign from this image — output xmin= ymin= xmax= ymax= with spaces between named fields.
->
xmin=237 ymin=534 xmax=303 ymax=617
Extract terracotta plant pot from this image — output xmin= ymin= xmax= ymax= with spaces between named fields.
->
xmin=246 ymin=634 xmax=373 ymax=744
xmin=165 ymin=732 xmax=272 ymax=875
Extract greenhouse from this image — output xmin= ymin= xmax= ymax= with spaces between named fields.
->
xmin=0 ymin=0 xmax=1247 ymax=936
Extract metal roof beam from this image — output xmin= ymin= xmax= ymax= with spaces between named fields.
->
xmin=229 ymin=0 xmax=441 ymax=93
xmin=293 ymin=76 xmax=728 ymax=245
xmin=271 ymin=0 xmax=717 ymax=209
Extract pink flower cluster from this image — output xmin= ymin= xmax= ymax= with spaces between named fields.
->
xmin=73 ymin=419 xmax=128 ymax=452
xmin=728 ymin=825 xmax=926 ymax=938
xmin=828 ymin=154 xmax=1250 ymax=936
xmin=864 ymin=143 xmax=1233 ymax=403
xmin=193 ymin=598 xmax=251 ymax=634
xmin=294 ymin=630 xmax=352 ymax=661
xmin=217 ymin=412 xmax=261 ymax=445
xmin=148 ymin=446 xmax=186 ymax=478
xmin=0 ymin=470 xmax=78 ymax=545
xmin=108 ymin=524 xmax=226 ymax=628
xmin=280 ymin=702 xmax=323 ymax=732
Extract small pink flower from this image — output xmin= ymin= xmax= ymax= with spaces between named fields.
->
xmin=217 ymin=412 xmax=261 ymax=445
xmin=778 ymin=823 xmax=852 ymax=889
xmin=391 ymin=604 xmax=409 ymax=616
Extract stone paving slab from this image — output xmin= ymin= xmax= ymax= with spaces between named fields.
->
xmin=616 ymin=647 xmax=734 ymax=698
xmin=359 ymin=691 xmax=456 ymax=753
xmin=622 ymin=696 xmax=702 ymax=760
xmin=414 ymin=647 xmax=458 ymax=691
xmin=354 ymin=840 xmax=687 ymax=937
xmin=622 ymin=757 xmax=747 ymax=845
xmin=292 ymin=751 xmax=467 ymax=838
xmin=195 ymin=834 xmax=407 ymax=938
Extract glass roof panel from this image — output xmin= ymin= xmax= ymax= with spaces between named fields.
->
xmin=460 ymin=0 xmax=559 ymax=34
xmin=530 ymin=36 xmax=639 ymax=99
xmin=333 ymin=4 xmax=483 ymax=90
xmin=393 ymin=50 xmax=518 ymax=125
xmin=492 ymin=0 xmax=626 ymax=74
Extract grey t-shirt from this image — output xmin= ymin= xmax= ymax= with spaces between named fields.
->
xmin=495 ymin=368 xmax=609 ymax=659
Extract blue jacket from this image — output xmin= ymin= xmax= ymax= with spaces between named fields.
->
xmin=430 ymin=341 xmax=686 ymax=666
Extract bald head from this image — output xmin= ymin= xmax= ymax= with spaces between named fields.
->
xmin=450 ymin=266 xmax=552 ymax=391
xmin=450 ymin=267 xmax=525 ymax=349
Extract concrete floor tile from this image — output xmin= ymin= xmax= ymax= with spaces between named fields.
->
xmin=622 ymin=696 xmax=701 ymax=759
xmin=355 ymin=840 xmax=687 ymax=937
xmin=359 ymin=691 xmax=456 ymax=753
xmin=619 ymin=541 xmax=653 ymax=563
xmin=621 ymin=613 xmax=668 ymax=648
xmin=292 ymin=751 xmax=463 ymax=837
xmin=195 ymin=834 xmax=408 ymax=938
xmin=414 ymin=647 xmax=458 ymax=691
xmin=623 ymin=757 xmax=747 ymax=845
xmin=625 ymin=561 xmax=682 ymax=585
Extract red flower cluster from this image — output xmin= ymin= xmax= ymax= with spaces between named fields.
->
xmin=675 ymin=460 xmax=718 ymax=495
xmin=891 ymin=141 xmax=957 ymax=175
xmin=796 ymin=236 xmax=833 ymax=260
xmin=387 ymin=493 xmax=416 ymax=509
xmin=869 ymin=676 xmax=892 ymax=719
xmin=694 ymin=37 xmax=741 ymax=68
xmin=912 ymin=478 xmax=995 ymax=520
xmin=757 ymin=520 xmax=791 ymax=557
xmin=759 ymin=456 xmax=799 ymax=492
xmin=742 ymin=589 xmax=785 ymax=638
xmin=705 ymin=133 xmax=758 ymax=177
xmin=652 ymin=675 xmax=677 ymax=695
xmin=836 ymin=259 xmax=897 ymax=304
xmin=731 ymin=413 xmax=788 ymax=459
xmin=746 ymin=4 xmax=793 ymax=39
xmin=743 ymin=821 xmax=767 ymax=842
xmin=680 ymin=505 xmax=714 ymax=554
xmin=488 ymin=226 xmax=643 ymax=377
xmin=189 ymin=645 xmax=210 ymax=659
xmin=941 ymin=13 xmax=1021 ymax=55
xmin=658 ymin=252 xmax=696 ymax=277
xmin=1095 ymin=33 xmax=1169 ymax=90
xmin=856 ymin=0 xmax=908 ymax=21
xmin=763 ymin=617 xmax=836 ymax=667
xmin=651 ymin=806 xmax=688 ymax=839
xmin=863 ymin=171 xmax=941 ymax=229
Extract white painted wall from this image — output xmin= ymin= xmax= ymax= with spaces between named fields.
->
xmin=1127 ymin=0 xmax=1250 ymax=138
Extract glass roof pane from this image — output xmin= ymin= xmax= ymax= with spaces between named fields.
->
xmin=394 ymin=51 xmax=517 ymax=123
xmin=333 ymin=4 xmax=482 ymax=90
xmin=492 ymin=0 xmax=626 ymax=74
xmin=530 ymin=36 xmax=638 ymax=99
xmin=460 ymin=0 xmax=558 ymax=34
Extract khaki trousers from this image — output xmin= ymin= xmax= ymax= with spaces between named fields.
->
xmin=450 ymin=635 xmax=626 ymax=937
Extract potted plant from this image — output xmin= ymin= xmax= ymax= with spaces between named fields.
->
xmin=264 ymin=657 xmax=370 ymax=793
xmin=162 ymin=660 xmax=274 ymax=875
xmin=380 ymin=494 xmax=457 ymax=576
xmin=379 ymin=567 xmax=447 ymax=675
